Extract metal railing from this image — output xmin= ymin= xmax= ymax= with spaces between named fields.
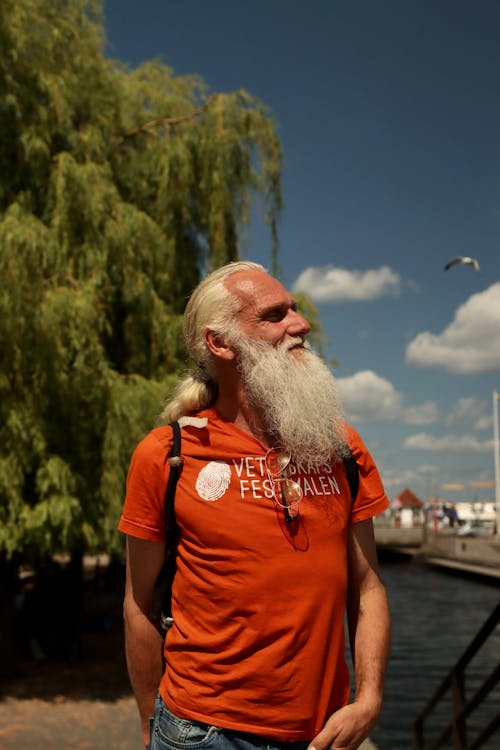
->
xmin=413 ymin=600 xmax=500 ymax=750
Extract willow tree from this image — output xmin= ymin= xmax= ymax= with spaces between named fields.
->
xmin=0 ymin=0 xmax=282 ymax=565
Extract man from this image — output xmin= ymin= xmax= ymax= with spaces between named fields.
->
xmin=119 ymin=261 xmax=391 ymax=750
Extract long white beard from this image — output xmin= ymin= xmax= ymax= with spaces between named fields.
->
xmin=235 ymin=337 xmax=348 ymax=468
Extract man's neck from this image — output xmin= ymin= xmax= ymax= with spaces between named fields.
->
xmin=214 ymin=388 xmax=272 ymax=447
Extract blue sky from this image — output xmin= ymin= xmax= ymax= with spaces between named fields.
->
xmin=104 ymin=0 xmax=500 ymax=504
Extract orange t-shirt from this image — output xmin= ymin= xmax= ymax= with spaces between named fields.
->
xmin=119 ymin=408 xmax=389 ymax=741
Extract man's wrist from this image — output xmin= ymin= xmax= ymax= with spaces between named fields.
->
xmin=353 ymin=691 xmax=383 ymax=720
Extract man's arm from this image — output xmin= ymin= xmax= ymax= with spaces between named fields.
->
xmin=309 ymin=519 xmax=390 ymax=750
xmin=123 ymin=536 xmax=167 ymax=748
xmin=346 ymin=519 xmax=391 ymax=733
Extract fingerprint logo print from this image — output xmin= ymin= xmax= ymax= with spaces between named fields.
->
xmin=195 ymin=461 xmax=232 ymax=501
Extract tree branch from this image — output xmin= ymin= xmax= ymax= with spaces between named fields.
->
xmin=115 ymin=97 xmax=216 ymax=146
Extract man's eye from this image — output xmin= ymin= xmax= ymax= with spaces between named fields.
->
xmin=266 ymin=311 xmax=285 ymax=322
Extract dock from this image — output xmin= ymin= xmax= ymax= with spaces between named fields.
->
xmin=374 ymin=526 xmax=500 ymax=581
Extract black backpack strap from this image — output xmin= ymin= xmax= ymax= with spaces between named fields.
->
xmin=342 ymin=449 xmax=359 ymax=502
xmin=165 ymin=420 xmax=182 ymax=536
xmin=150 ymin=421 xmax=182 ymax=633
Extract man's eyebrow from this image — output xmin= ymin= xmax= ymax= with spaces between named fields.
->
xmin=259 ymin=299 xmax=297 ymax=318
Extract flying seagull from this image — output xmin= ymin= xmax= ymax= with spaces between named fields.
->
xmin=444 ymin=256 xmax=480 ymax=272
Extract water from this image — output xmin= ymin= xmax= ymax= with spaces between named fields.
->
xmin=370 ymin=560 xmax=500 ymax=750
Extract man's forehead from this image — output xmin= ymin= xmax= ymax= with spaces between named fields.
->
xmin=226 ymin=270 xmax=291 ymax=307
xmin=232 ymin=277 xmax=257 ymax=296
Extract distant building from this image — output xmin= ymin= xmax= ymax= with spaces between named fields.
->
xmin=391 ymin=488 xmax=424 ymax=527
xmin=454 ymin=500 xmax=496 ymax=524
xmin=427 ymin=498 xmax=495 ymax=533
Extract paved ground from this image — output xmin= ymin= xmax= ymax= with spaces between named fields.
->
xmin=0 ymin=695 xmax=143 ymax=750
xmin=0 ymin=594 xmax=143 ymax=749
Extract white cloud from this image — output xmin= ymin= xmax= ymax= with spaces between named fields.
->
xmin=446 ymin=397 xmax=492 ymax=431
xmin=405 ymin=283 xmax=500 ymax=374
xmin=292 ymin=265 xmax=401 ymax=303
xmin=337 ymin=371 xmax=403 ymax=422
xmin=404 ymin=401 xmax=440 ymax=425
xmin=404 ymin=432 xmax=493 ymax=453
xmin=381 ymin=464 xmax=438 ymax=492
xmin=337 ymin=370 xmax=438 ymax=424
xmin=474 ymin=415 xmax=493 ymax=431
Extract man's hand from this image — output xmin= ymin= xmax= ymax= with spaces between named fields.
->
xmin=307 ymin=699 xmax=379 ymax=750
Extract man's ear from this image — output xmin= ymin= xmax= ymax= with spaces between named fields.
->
xmin=205 ymin=329 xmax=236 ymax=361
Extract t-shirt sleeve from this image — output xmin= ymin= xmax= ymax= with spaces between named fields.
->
xmin=345 ymin=424 xmax=390 ymax=524
xmin=118 ymin=429 xmax=172 ymax=541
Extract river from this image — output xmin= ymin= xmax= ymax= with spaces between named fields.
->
xmin=369 ymin=559 xmax=500 ymax=749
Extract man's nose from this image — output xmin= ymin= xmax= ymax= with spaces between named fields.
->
xmin=287 ymin=309 xmax=311 ymax=336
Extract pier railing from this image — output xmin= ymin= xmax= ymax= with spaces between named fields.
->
xmin=413 ymin=600 xmax=500 ymax=749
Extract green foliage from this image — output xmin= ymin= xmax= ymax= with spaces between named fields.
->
xmin=0 ymin=0 xmax=282 ymax=559
xmin=293 ymin=292 xmax=339 ymax=369
xmin=293 ymin=292 xmax=325 ymax=356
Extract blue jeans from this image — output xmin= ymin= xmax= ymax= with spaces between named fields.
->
xmin=149 ymin=695 xmax=309 ymax=750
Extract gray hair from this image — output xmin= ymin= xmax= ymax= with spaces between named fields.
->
xmin=160 ymin=261 xmax=266 ymax=423
xmin=183 ymin=260 xmax=265 ymax=367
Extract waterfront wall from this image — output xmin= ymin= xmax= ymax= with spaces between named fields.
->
xmin=374 ymin=526 xmax=423 ymax=548
xmin=422 ymin=534 xmax=500 ymax=568
xmin=374 ymin=524 xmax=500 ymax=579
